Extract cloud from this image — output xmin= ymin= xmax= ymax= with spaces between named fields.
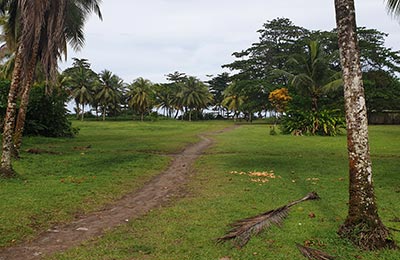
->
xmin=60 ymin=0 xmax=400 ymax=83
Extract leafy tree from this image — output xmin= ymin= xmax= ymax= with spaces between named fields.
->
xmin=127 ymin=77 xmax=154 ymax=121
xmin=357 ymin=27 xmax=400 ymax=73
xmin=268 ymin=87 xmax=292 ymax=114
xmin=24 ymin=84 xmax=77 ymax=137
xmin=224 ymin=18 xmax=308 ymax=82
xmin=335 ymin=0 xmax=395 ymax=250
xmin=208 ymin=72 xmax=230 ymax=117
xmin=165 ymin=71 xmax=187 ymax=83
xmin=0 ymin=80 xmax=76 ymax=137
xmin=363 ymin=70 xmax=400 ymax=113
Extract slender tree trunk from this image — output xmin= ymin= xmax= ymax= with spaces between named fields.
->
xmin=13 ymin=36 xmax=40 ymax=154
xmin=102 ymin=107 xmax=106 ymax=121
xmin=174 ymin=109 xmax=179 ymax=119
xmin=75 ymin=101 xmax=80 ymax=120
xmin=81 ymin=104 xmax=85 ymax=121
xmin=0 ymin=45 xmax=25 ymax=177
xmin=141 ymin=112 xmax=144 ymax=122
xmin=335 ymin=0 xmax=395 ymax=250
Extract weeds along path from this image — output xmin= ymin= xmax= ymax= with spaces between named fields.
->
xmin=0 ymin=126 xmax=238 ymax=260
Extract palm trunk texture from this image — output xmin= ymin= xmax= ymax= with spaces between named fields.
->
xmin=335 ymin=0 xmax=396 ymax=250
xmin=13 ymin=38 xmax=40 ymax=153
xmin=0 ymin=45 xmax=24 ymax=177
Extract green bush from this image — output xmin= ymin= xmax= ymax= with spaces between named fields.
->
xmin=280 ymin=109 xmax=345 ymax=136
xmin=0 ymin=81 xmax=78 ymax=137
xmin=25 ymin=85 xmax=79 ymax=137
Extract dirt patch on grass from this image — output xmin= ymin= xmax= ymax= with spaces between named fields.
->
xmin=0 ymin=126 xmax=238 ymax=260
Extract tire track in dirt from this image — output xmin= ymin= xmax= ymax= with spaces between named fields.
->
xmin=0 ymin=126 xmax=238 ymax=260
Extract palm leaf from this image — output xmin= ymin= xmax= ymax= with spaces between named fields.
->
xmin=296 ymin=243 xmax=335 ymax=260
xmin=217 ymin=192 xmax=320 ymax=248
xmin=386 ymin=0 xmax=400 ymax=17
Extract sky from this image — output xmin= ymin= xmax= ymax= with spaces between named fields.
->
xmin=60 ymin=0 xmax=400 ymax=83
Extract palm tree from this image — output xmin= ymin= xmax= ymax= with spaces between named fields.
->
xmin=154 ymin=83 xmax=174 ymax=117
xmin=127 ymin=77 xmax=154 ymax=121
xmin=66 ymin=64 xmax=98 ymax=121
xmin=222 ymin=82 xmax=244 ymax=122
xmin=289 ymin=41 xmax=342 ymax=113
xmin=334 ymin=0 xmax=396 ymax=250
xmin=180 ymin=76 xmax=212 ymax=121
xmin=0 ymin=0 xmax=102 ymax=177
xmin=96 ymin=70 xmax=123 ymax=121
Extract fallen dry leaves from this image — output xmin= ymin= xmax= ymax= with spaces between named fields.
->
xmin=228 ymin=170 xmax=281 ymax=184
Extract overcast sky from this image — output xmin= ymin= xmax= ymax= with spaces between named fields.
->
xmin=60 ymin=0 xmax=400 ymax=83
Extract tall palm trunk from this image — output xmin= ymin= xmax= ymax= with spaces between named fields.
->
xmin=0 ymin=45 xmax=25 ymax=177
xmin=81 ymin=103 xmax=85 ymax=121
xmin=102 ymin=107 xmax=106 ymax=121
xmin=335 ymin=0 xmax=395 ymax=250
xmin=13 ymin=35 xmax=40 ymax=153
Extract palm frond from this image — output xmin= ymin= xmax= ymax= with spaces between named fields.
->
xmin=386 ymin=0 xmax=400 ymax=18
xmin=321 ymin=78 xmax=343 ymax=93
xmin=296 ymin=243 xmax=335 ymax=260
xmin=216 ymin=192 xmax=320 ymax=248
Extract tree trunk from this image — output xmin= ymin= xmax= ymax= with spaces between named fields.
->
xmin=75 ymin=101 xmax=80 ymax=120
xmin=13 ymin=36 xmax=40 ymax=154
xmin=335 ymin=0 xmax=396 ymax=250
xmin=0 ymin=45 xmax=25 ymax=177
xmin=102 ymin=107 xmax=106 ymax=121
xmin=81 ymin=104 xmax=85 ymax=121
xmin=13 ymin=76 xmax=33 ymax=154
xmin=141 ymin=112 xmax=144 ymax=122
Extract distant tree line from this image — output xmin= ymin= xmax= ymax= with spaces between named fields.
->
xmin=1 ymin=17 xmax=399 ymax=136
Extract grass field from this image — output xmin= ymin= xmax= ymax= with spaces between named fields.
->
xmin=1 ymin=121 xmax=399 ymax=259
xmin=44 ymin=123 xmax=400 ymax=260
xmin=0 ymin=120 xmax=231 ymax=248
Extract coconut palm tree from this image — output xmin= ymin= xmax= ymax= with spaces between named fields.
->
xmin=0 ymin=0 xmax=102 ymax=177
xmin=222 ymin=82 xmax=244 ymax=122
xmin=154 ymin=83 xmax=175 ymax=118
xmin=334 ymin=0 xmax=396 ymax=250
xmin=180 ymin=76 xmax=212 ymax=121
xmin=63 ymin=58 xmax=97 ymax=120
xmin=127 ymin=78 xmax=154 ymax=121
xmin=289 ymin=41 xmax=342 ymax=113
xmin=96 ymin=70 xmax=123 ymax=121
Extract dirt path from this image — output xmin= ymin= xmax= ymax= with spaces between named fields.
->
xmin=0 ymin=126 xmax=237 ymax=260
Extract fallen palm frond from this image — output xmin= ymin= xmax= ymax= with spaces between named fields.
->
xmin=216 ymin=192 xmax=320 ymax=248
xmin=296 ymin=243 xmax=335 ymax=260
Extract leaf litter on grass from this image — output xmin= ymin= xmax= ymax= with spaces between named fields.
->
xmin=228 ymin=170 xmax=281 ymax=184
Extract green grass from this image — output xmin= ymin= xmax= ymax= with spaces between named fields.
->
xmin=0 ymin=120 xmax=231 ymax=248
xmin=46 ymin=124 xmax=400 ymax=260
xmin=2 ymin=121 xmax=399 ymax=259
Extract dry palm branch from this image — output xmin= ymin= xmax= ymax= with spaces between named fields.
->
xmin=296 ymin=243 xmax=335 ymax=260
xmin=216 ymin=192 xmax=320 ymax=248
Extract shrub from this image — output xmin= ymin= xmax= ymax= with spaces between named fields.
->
xmin=24 ymin=85 xmax=79 ymax=137
xmin=280 ymin=109 xmax=345 ymax=136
